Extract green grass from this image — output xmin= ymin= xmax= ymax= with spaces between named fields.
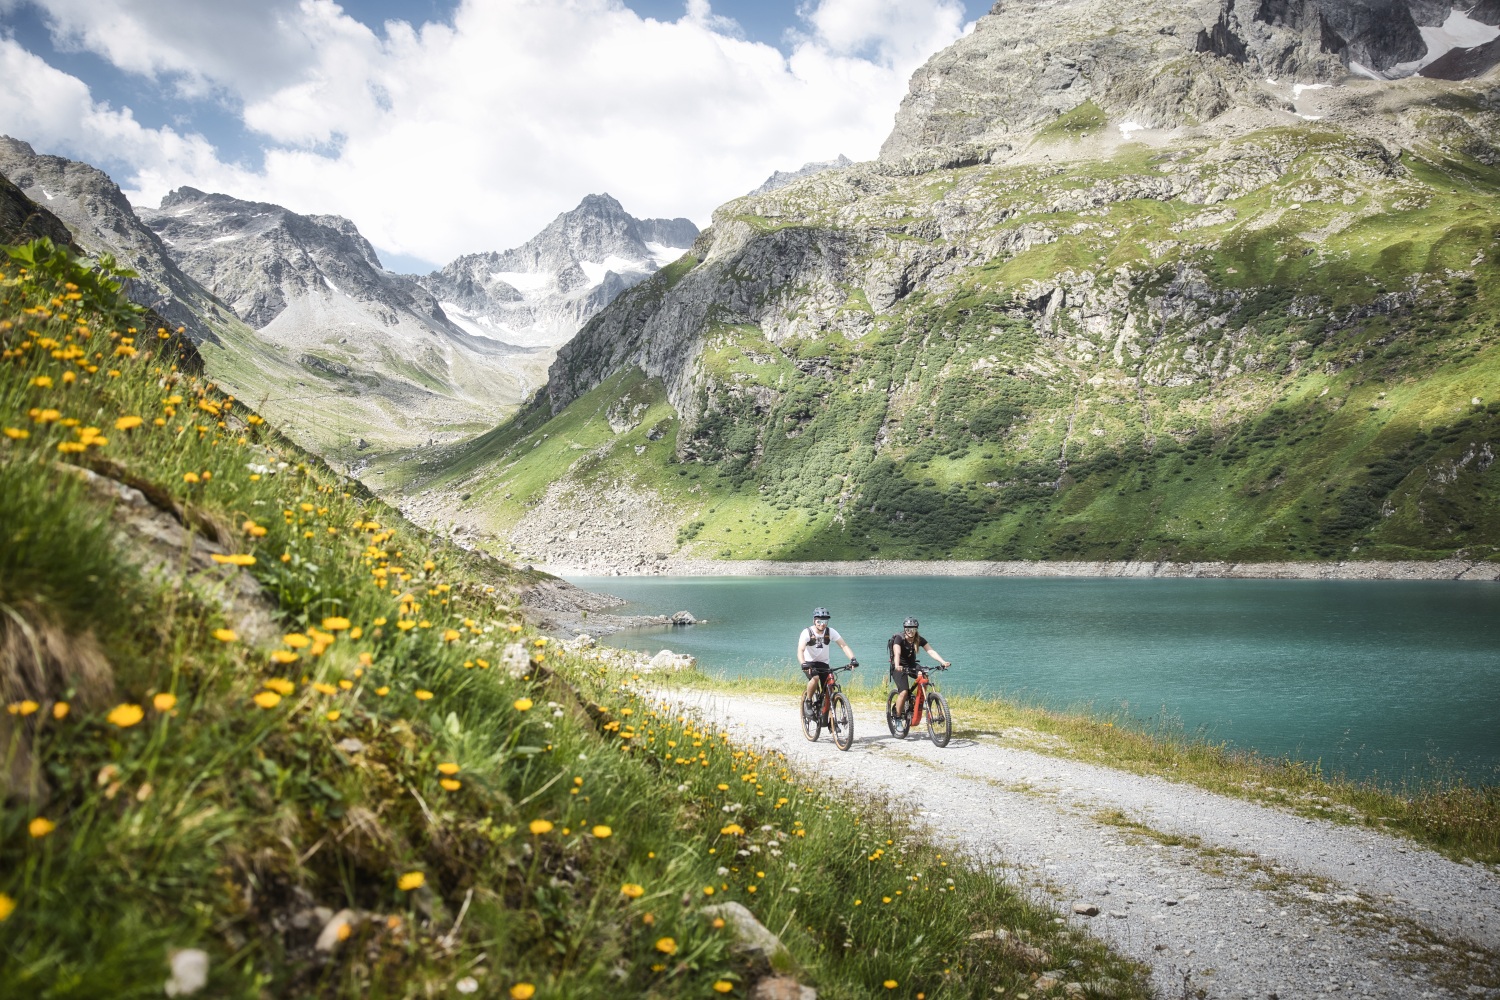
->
xmin=0 ymin=239 xmax=1154 ymax=997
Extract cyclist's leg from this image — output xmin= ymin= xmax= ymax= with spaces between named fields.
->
xmin=802 ymin=663 xmax=820 ymax=704
xmin=891 ymin=665 xmax=911 ymax=715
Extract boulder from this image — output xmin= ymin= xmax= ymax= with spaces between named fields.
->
xmin=701 ymin=901 xmax=787 ymax=963
xmin=645 ymin=649 xmax=696 ymax=673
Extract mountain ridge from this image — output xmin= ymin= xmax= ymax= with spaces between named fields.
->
xmin=396 ymin=0 xmax=1500 ymax=570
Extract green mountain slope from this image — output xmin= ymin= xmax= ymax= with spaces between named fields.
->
xmin=401 ymin=103 xmax=1500 ymax=567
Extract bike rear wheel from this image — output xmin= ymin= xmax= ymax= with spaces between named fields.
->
xmin=830 ymin=691 xmax=854 ymax=751
xmin=886 ymin=691 xmax=909 ymax=739
xmin=801 ymin=690 xmax=822 ymax=742
xmin=926 ymin=692 xmax=952 ymax=747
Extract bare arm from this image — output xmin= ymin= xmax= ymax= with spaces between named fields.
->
xmin=921 ymin=642 xmax=950 ymax=668
xmin=837 ymin=637 xmax=855 ymax=662
xmin=796 ymin=634 xmax=808 ymax=663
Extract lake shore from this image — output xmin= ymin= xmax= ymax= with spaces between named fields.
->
xmin=542 ymin=555 xmax=1500 ymax=581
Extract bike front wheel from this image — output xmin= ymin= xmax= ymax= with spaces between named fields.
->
xmin=886 ymin=691 xmax=909 ymax=739
xmin=830 ymin=691 xmax=854 ymax=751
xmin=801 ymin=693 xmax=822 ymax=742
xmin=926 ymin=692 xmax=951 ymax=748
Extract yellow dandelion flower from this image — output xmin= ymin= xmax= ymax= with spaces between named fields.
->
xmin=713 ymin=982 xmax=734 ymax=994
xmin=621 ymin=883 xmax=645 ymax=899
xmin=703 ymin=886 xmax=714 ymax=896
xmin=28 ymin=817 xmax=56 ymax=838
xmin=717 ymin=783 xmax=729 ymax=791
xmin=326 ymin=710 xmax=341 ymax=722
xmin=437 ymin=762 xmax=460 ymax=775
xmin=510 ymin=986 xmax=535 ymax=1000
xmin=30 ymin=375 xmax=53 ymax=388
xmin=592 ymin=825 xmax=612 ymax=839
xmin=322 ymin=616 xmax=350 ymax=631
xmin=152 ymin=693 xmax=177 ymax=712
xmin=313 ymin=682 xmax=337 ymax=695
xmin=212 ymin=628 xmax=238 ymax=642
xmin=106 ymin=704 xmax=144 ymax=727
xmin=270 ymin=650 xmax=298 ymax=664
xmin=373 ymin=617 xmax=387 ymax=626
xmin=113 ymin=415 xmax=143 ymax=430
xmin=396 ymin=620 xmax=416 ymax=631
xmin=0 ymin=894 xmax=13 ymax=921
xmin=283 ymin=634 xmax=311 ymax=649
xmin=513 ymin=697 xmax=534 ymax=712
xmin=414 ymin=689 xmax=434 ymax=701
xmin=252 ymin=691 xmax=282 ymax=709
xmin=442 ymin=628 xmax=460 ymax=642
xmin=358 ymin=651 xmax=373 ymax=666
xmin=265 ymin=678 xmax=295 ymax=695
xmin=9 ymin=700 xmax=39 ymax=716
xmin=52 ymin=701 xmax=69 ymax=719
xmin=508 ymin=623 xmax=522 ymax=633
xmin=375 ymin=686 xmax=390 ymax=696
xmin=3 ymin=427 xmax=28 ymax=439
xmin=720 ymin=824 xmax=744 ymax=836
xmin=884 ymin=981 xmax=897 ymax=990
xmin=182 ymin=472 xmax=200 ymax=484
xmin=654 ymin=937 xmax=677 ymax=955
xmin=440 ymin=778 xmax=461 ymax=791
xmin=528 ymin=819 xmax=554 ymax=835
xmin=397 ymin=871 xmax=425 ymax=891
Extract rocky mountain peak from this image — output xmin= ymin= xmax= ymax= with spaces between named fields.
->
xmin=881 ymin=0 xmax=1499 ymax=171
xmin=414 ymin=194 xmax=698 ymax=349
xmin=751 ymin=154 xmax=854 ymax=196
xmin=139 ymin=188 xmax=414 ymax=329
xmin=0 ymin=136 xmax=219 ymax=342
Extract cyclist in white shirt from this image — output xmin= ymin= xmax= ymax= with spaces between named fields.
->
xmin=797 ymin=607 xmax=858 ymax=712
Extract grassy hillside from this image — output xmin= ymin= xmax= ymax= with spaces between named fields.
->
xmin=402 ymin=123 xmax=1500 ymax=565
xmin=0 ymin=238 xmax=1153 ymax=997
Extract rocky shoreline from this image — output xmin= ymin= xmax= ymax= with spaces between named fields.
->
xmin=539 ymin=556 xmax=1500 ymax=582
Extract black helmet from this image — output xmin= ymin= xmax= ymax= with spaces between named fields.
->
xmin=903 ymin=616 xmax=919 ymax=628
xmin=812 ymin=607 xmax=831 ymax=621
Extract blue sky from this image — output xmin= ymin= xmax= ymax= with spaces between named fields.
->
xmin=0 ymin=1 xmax=986 ymax=270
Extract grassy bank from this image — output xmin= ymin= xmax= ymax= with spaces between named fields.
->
xmin=664 ymin=671 xmax=1500 ymax=869
xmin=0 ymin=239 xmax=1152 ymax=997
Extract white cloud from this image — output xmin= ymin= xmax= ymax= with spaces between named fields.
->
xmin=0 ymin=0 xmax=971 ymax=264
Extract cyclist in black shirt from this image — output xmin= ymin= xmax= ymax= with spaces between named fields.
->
xmin=888 ymin=616 xmax=949 ymax=719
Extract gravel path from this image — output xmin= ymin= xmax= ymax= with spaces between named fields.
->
xmin=664 ymin=689 xmax=1500 ymax=1000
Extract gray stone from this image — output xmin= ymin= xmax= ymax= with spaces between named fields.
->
xmin=701 ymin=901 xmax=788 ymax=963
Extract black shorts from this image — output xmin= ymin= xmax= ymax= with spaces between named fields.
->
xmin=890 ymin=666 xmax=914 ymax=693
xmin=801 ymin=662 xmax=832 ymax=682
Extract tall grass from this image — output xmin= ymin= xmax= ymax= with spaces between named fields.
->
xmin=0 ymin=240 xmax=1153 ymax=997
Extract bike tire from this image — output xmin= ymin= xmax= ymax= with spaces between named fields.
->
xmin=926 ymin=692 xmax=952 ymax=748
xmin=886 ymin=690 xmax=909 ymax=739
xmin=831 ymin=692 xmax=854 ymax=751
xmin=801 ymin=693 xmax=822 ymax=742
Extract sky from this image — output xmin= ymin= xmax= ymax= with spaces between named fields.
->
xmin=0 ymin=0 xmax=989 ymax=272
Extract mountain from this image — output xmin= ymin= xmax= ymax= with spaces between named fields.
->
xmin=397 ymin=0 xmax=1500 ymax=571
xmin=751 ymin=155 xmax=853 ymax=196
xmin=0 ymin=139 xmax=535 ymax=464
xmin=0 ymin=137 xmax=231 ymax=345
xmin=413 ymin=193 xmax=697 ymax=349
xmin=133 ymin=185 xmax=544 ymax=461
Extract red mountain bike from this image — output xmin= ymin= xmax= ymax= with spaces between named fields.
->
xmin=802 ymin=664 xmax=855 ymax=751
xmin=886 ymin=666 xmax=952 ymax=747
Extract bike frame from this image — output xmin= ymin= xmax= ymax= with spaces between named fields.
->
xmin=813 ymin=665 xmax=851 ymax=722
xmin=893 ymin=668 xmax=939 ymax=725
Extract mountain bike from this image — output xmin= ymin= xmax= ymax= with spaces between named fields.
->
xmin=886 ymin=665 xmax=951 ymax=748
xmin=801 ymin=664 xmax=855 ymax=751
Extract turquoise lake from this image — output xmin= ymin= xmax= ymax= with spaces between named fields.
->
xmin=566 ymin=575 xmax=1500 ymax=787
